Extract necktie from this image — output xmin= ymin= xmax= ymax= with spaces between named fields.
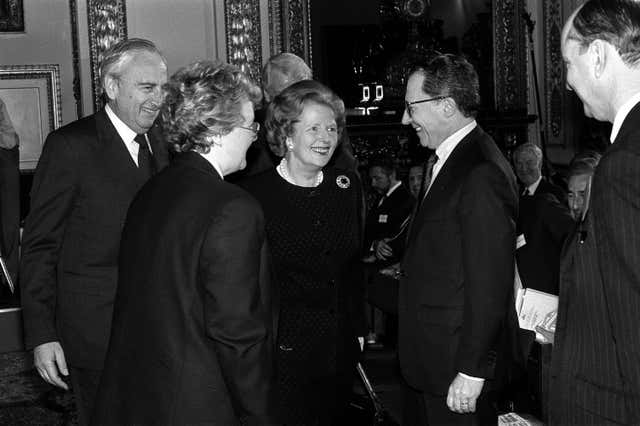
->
xmin=420 ymin=153 xmax=439 ymax=201
xmin=134 ymin=133 xmax=155 ymax=179
xmin=406 ymin=153 xmax=439 ymax=247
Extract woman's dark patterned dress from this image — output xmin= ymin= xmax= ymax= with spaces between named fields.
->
xmin=244 ymin=167 xmax=365 ymax=425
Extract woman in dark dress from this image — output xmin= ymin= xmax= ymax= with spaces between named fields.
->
xmin=243 ymin=80 xmax=366 ymax=424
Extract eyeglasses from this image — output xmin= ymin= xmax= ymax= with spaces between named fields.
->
xmin=237 ymin=122 xmax=260 ymax=134
xmin=404 ymin=96 xmax=448 ymax=118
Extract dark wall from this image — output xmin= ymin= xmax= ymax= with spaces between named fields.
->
xmin=311 ymin=0 xmax=381 ymax=88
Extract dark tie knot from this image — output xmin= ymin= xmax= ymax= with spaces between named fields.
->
xmin=134 ymin=134 xmax=149 ymax=150
xmin=134 ymin=134 xmax=155 ymax=178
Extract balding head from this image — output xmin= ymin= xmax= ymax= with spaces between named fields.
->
xmin=262 ymin=53 xmax=312 ymax=102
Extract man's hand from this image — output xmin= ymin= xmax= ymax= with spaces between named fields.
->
xmin=535 ymin=310 xmax=557 ymax=344
xmin=535 ymin=325 xmax=555 ymax=344
xmin=34 ymin=341 xmax=69 ymax=390
xmin=374 ymin=238 xmax=393 ymax=260
xmin=446 ymin=373 xmax=484 ymax=414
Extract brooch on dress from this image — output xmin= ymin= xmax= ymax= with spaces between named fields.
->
xmin=336 ymin=175 xmax=350 ymax=189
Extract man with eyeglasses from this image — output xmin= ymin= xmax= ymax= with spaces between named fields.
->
xmin=398 ymin=53 xmax=518 ymax=424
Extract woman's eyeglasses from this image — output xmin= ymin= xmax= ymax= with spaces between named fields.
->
xmin=237 ymin=122 xmax=260 ymax=134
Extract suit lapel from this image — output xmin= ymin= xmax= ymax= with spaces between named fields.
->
xmin=147 ymin=120 xmax=169 ymax=172
xmin=94 ymin=109 xmax=145 ymax=193
xmin=406 ymin=127 xmax=480 ymax=246
xmin=420 ymin=127 xmax=479 ymax=212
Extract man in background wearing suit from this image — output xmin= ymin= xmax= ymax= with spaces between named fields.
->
xmin=0 ymin=97 xmax=19 ymax=298
xmin=19 ymin=38 xmax=168 ymax=425
xmin=513 ymin=142 xmax=573 ymax=296
xmin=551 ymin=1 xmax=640 ymax=423
xmin=398 ymin=54 xmax=518 ymax=424
xmin=364 ymin=158 xmax=415 ymax=264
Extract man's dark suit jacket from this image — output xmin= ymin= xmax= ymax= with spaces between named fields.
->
xmin=398 ymin=125 xmax=518 ymax=395
xmin=550 ymin=102 xmax=640 ymax=424
xmin=365 ymin=184 xmax=415 ymax=258
xmin=516 ymin=179 xmax=574 ymax=295
xmin=0 ymin=146 xmax=19 ymax=293
xmin=19 ymin=109 xmax=168 ymax=369
xmin=92 ymin=152 xmax=273 ymax=425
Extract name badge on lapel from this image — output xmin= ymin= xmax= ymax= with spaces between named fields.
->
xmin=516 ymin=234 xmax=526 ymax=250
xmin=378 ymin=214 xmax=388 ymax=223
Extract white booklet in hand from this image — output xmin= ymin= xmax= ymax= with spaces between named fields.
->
xmin=517 ymin=288 xmax=558 ymax=332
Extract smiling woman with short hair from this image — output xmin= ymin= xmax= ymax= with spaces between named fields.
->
xmin=242 ymin=79 xmax=366 ymax=424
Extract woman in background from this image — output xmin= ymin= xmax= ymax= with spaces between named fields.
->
xmin=243 ymin=80 xmax=365 ymax=424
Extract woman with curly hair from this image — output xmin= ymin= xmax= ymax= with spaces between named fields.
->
xmin=242 ymin=80 xmax=366 ymax=424
xmin=93 ymin=60 xmax=275 ymax=425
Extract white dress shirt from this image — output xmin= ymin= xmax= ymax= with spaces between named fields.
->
xmin=104 ymin=104 xmax=153 ymax=166
xmin=610 ymin=91 xmax=640 ymax=143
xmin=525 ymin=175 xmax=542 ymax=196
xmin=426 ymin=120 xmax=477 ymax=196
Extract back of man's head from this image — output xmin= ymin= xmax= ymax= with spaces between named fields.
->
xmin=569 ymin=0 xmax=640 ymax=67
xmin=262 ymin=52 xmax=312 ymax=102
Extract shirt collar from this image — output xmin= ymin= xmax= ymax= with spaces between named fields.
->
xmin=105 ymin=104 xmax=138 ymax=143
xmin=385 ymin=181 xmax=402 ymax=197
xmin=527 ymin=175 xmax=542 ymax=195
xmin=610 ymin=91 xmax=640 ymax=143
xmin=435 ymin=120 xmax=477 ymax=165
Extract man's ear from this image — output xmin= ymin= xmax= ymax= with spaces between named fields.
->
xmin=590 ymin=39 xmax=608 ymax=79
xmin=442 ymin=97 xmax=457 ymax=118
xmin=103 ymin=75 xmax=119 ymax=101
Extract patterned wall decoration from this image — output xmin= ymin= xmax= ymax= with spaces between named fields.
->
xmin=543 ymin=0 xmax=590 ymax=150
xmin=87 ymin=0 xmax=128 ymax=112
xmin=68 ymin=0 xmax=83 ymax=118
xmin=0 ymin=0 xmax=24 ymax=32
xmin=493 ymin=0 xmax=528 ymax=113
xmin=544 ymin=0 xmax=564 ymax=145
xmin=268 ymin=0 xmax=312 ymax=67
xmin=268 ymin=0 xmax=283 ymax=56
xmin=224 ymin=0 xmax=263 ymax=84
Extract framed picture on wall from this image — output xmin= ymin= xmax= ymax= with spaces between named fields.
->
xmin=0 ymin=64 xmax=62 ymax=170
xmin=0 ymin=0 xmax=24 ymax=32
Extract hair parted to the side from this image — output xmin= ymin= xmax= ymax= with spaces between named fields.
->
xmin=99 ymin=38 xmax=166 ymax=96
xmin=262 ymin=53 xmax=312 ymax=98
xmin=569 ymin=0 xmax=640 ymax=67
xmin=161 ymin=60 xmax=262 ymax=153
xmin=410 ymin=53 xmax=481 ymax=118
xmin=265 ymin=80 xmax=345 ymax=157
xmin=514 ymin=142 xmax=543 ymax=161
xmin=568 ymin=150 xmax=602 ymax=178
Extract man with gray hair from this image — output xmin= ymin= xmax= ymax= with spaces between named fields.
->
xmin=230 ymin=52 xmax=357 ymax=180
xmin=551 ymin=0 xmax=640 ymax=423
xmin=20 ymin=38 xmax=169 ymax=425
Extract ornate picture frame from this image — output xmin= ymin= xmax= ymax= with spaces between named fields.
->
xmin=493 ymin=0 xmax=528 ymax=113
xmin=0 ymin=64 xmax=62 ymax=170
xmin=224 ymin=0 xmax=263 ymax=83
xmin=0 ymin=0 xmax=24 ymax=32
xmin=87 ymin=0 xmax=128 ymax=112
xmin=268 ymin=0 xmax=312 ymax=67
